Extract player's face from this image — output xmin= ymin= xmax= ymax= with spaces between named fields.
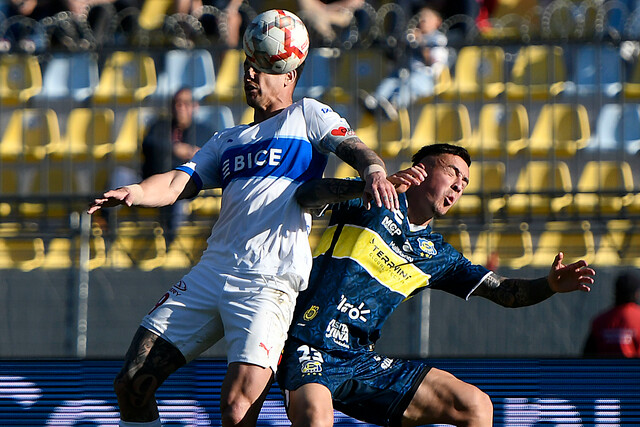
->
xmin=243 ymin=61 xmax=291 ymax=112
xmin=407 ymin=153 xmax=469 ymax=221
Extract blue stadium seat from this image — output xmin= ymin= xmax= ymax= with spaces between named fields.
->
xmin=194 ymin=104 xmax=235 ymax=135
xmin=34 ymin=52 xmax=99 ymax=102
xmin=587 ymin=103 xmax=640 ymax=154
xmin=564 ymin=45 xmax=622 ymax=98
xmin=293 ymin=48 xmax=335 ymax=100
xmin=154 ymin=49 xmax=216 ymax=101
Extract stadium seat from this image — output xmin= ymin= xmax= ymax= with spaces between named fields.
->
xmin=439 ymin=45 xmax=505 ymax=100
xmin=113 ymin=107 xmax=158 ymax=162
xmin=209 ymin=49 xmax=245 ymax=102
xmin=448 ymin=161 xmax=506 ymax=216
xmin=505 ymin=161 xmax=573 ymax=216
xmin=34 ymin=52 xmax=99 ymax=102
xmin=93 ymin=51 xmax=157 ymax=104
xmin=50 ymin=108 xmax=114 ymax=160
xmin=527 ymin=103 xmax=590 ymax=157
xmin=594 ymin=219 xmax=631 ymax=267
xmin=165 ymin=223 xmax=212 ymax=268
xmin=355 ymin=109 xmax=411 ymax=157
xmin=0 ymin=223 xmax=45 ymax=271
xmin=194 ymin=104 xmax=235 ymax=134
xmin=0 ymin=109 xmax=60 ymax=161
xmin=154 ymin=49 xmax=216 ymax=101
xmin=0 ymin=54 xmax=42 ymax=105
xmin=138 ymin=0 xmax=173 ymax=30
xmin=505 ymin=45 xmax=567 ymax=100
xmin=42 ymin=238 xmax=73 ymax=269
xmin=587 ymin=103 xmax=640 ymax=155
xmin=531 ymin=221 xmax=595 ymax=267
xmin=564 ymin=45 xmax=622 ymax=98
xmin=617 ymin=228 xmax=640 ymax=267
xmin=470 ymin=103 xmax=529 ymax=157
xmin=188 ymin=189 xmax=222 ymax=218
xmin=328 ymin=49 xmax=387 ymax=103
xmin=410 ymin=103 xmax=472 ymax=152
xmin=441 ymin=227 xmax=473 ymax=256
xmin=571 ymin=161 xmax=635 ymax=215
xmin=107 ymin=221 xmax=167 ymax=270
xmin=293 ymin=47 xmax=335 ymax=100
xmin=472 ymin=223 xmax=533 ymax=268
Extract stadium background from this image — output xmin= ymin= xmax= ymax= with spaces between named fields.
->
xmin=1 ymin=0 xmax=640 ymax=425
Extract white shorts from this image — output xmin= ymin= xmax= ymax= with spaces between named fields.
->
xmin=141 ymin=270 xmax=300 ymax=372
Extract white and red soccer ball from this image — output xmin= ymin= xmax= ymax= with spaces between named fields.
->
xmin=243 ymin=9 xmax=310 ymax=74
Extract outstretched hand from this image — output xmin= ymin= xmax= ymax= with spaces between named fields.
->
xmin=387 ymin=163 xmax=428 ymax=193
xmin=363 ymin=171 xmax=398 ymax=210
xmin=548 ymin=252 xmax=595 ymax=293
xmin=87 ymin=187 xmax=136 ymax=214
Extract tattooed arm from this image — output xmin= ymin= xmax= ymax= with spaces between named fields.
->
xmin=472 ymin=252 xmax=596 ymax=307
xmin=334 ymin=137 xmax=397 ymax=210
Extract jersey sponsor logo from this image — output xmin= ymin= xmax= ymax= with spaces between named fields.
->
xmin=381 ymin=216 xmax=402 ymax=236
xmin=336 ymin=295 xmax=370 ymax=322
xmin=174 ymin=281 xmax=187 ymax=292
xmin=314 ymin=225 xmax=430 ymax=297
xmin=329 ymin=126 xmax=355 ymax=137
xmin=374 ymin=355 xmax=394 ymax=370
xmin=222 ymin=148 xmax=283 ymax=180
xmin=325 ymin=319 xmax=349 ymax=348
xmin=301 ymin=360 xmax=323 ymax=375
xmin=418 ymin=238 xmax=437 ymax=257
xmin=303 ymin=305 xmax=319 ymax=321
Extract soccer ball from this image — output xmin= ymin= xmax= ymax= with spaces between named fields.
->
xmin=243 ymin=9 xmax=309 ymax=74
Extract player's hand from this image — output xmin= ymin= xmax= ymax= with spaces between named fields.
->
xmin=387 ymin=163 xmax=427 ymax=193
xmin=87 ymin=187 xmax=134 ymax=214
xmin=547 ymin=252 xmax=595 ymax=293
xmin=363 ymin=171 xmax=398 ymax=210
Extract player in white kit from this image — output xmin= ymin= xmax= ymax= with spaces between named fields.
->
xmin=88 ymin=44 xmax=398 ymax=427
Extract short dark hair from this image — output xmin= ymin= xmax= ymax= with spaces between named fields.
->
xmin=294 ymin=59 xmax=306 ymax=85
xmin=411 ymin=143 xmax=471 ymax=167
xmin=615 ymin=272 xmax=640 ymax=305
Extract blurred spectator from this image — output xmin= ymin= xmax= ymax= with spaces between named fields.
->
xmin=141 ymin=87 xmax=210 ymax=242
xmin=297 ymin=0 xmax=365 ymax=45
xmin=583 ymin=271 xmax=640 ymax=358
xmin=359 ymin=5 xmax=448 ymax=119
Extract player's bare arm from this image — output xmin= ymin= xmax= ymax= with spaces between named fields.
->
xmin=335 ymin=137 xmax=398 ymax=210
xmin=87 ymin=170 xmax=198 ymax=214
xmin=472 ymin=252 xmax=595 ymax=307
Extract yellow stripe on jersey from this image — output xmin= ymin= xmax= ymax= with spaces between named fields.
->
xmin=314 ymin=224 xmax=430 ymax=298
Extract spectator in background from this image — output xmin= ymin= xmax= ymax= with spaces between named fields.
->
xmin=142 ymin=87 xmax=210 ymax=243
xmin=359 ymin=5 xmax=448 ymax=120
xmin=584 ymin=271 xmax=640 ymax=357
xmin=296 ymin=0 xmax=365 ymax=45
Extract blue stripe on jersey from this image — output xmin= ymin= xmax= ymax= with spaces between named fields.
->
xmin=220 ymin=137 xmax=326 ymax=189
xmin=175 ymin=165 xmax=204 ymax=192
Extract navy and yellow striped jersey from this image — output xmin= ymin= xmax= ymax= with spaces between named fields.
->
xmin=289 ymin=193 xmax=491 ymax=354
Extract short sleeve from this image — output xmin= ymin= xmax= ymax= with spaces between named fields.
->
xmin=175 ymin=132 xmax=223 ymax=190
xmin=302 ymin=98 xmax=354 ymax=153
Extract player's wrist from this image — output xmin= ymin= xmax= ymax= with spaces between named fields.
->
xmin=123 ymin=184 xmax=144 ymax=206
xmin=363 ymin=164 xmax=386 ymax=179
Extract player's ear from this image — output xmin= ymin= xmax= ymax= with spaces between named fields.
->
xmin=284 ymin=69 xmax=297 ymax=86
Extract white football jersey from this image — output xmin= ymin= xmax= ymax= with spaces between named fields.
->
xmin=176 ymin=98 xmax=355 ymax=291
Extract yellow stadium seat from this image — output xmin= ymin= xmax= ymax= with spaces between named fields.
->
xmin=505 ymin=161 xmax=573 ymax=216
xmin=50 ymin=108 xmax=114 ymax=160
xmin=531 ymin=221 xmax=595 ymax=267
xmin=87 ymin=223 xmax=107 ymax=270
xmin=0 ymin=224 xmax=45 ymax=271
xmin=355 ymin=109 xmax=411 ymax=157
xmin=439 ymin=46 xmax=505 ymax=101
xmin=594 ymin=220 xmax=631 ymax=267
xmin=114 ymin=107 xmax=158 ymax=162
xmin=618 ymin=230 xmax=640 ymax=267
xmin=209 ymin=49 xmax=245 ymax=103
xmin=107 ymin=221 xmax=167 ymax=270
xmin=470 ymin=103 xmax=529 ymax=157
xmin=440 ymin=225 xmax=473 ymax=256
xmin=571 ymin=161 xmax=634 ymax=215
xmin=472 ymin=223 xmax=533 ymax=268
xmin=410 ymin=104 xmax=472 ymax=152
xmin=165 ymin=223 xmax=211 ymax=268
xmin=528 ymin=103 xmax=590 ymax=157
xmin=624 ymin=59 xmax=640 ymax=99
xmin=42 ymin=238 xmax=73 ymax=269
xmin=138 ymin=0 xmax=173 ymax=30
xmin=188 ymin=189 xmax=222 ymax=218
xmin=0 ymin=54 xmax=42 ymax=105
xmin=448 ymin=161 xmax=506 ymax=216
xmin=93 ymin=51 xmax=157 ymax=104
xmin=327 ymin=49 xmax=387 ymax=103
xmin=505 ymin=45 xmax=566 ymax=100
xmin=0 ymin=109 xmax=60 ymax=161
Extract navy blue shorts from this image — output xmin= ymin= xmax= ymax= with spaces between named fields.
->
xmin=277 ymin=338 xmax=431 ymax=427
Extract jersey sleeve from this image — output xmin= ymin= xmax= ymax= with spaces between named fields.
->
xmin=302 ymin=98 xmax=354 ymax=154
xmin=174 ymin=132 xmax=223 ymax=191
xmin=430 ymin=249 xmax=492 ymax=300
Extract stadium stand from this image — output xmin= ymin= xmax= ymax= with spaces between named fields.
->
xmin=438 ymin=45 xmax=505 ymax=101
xmin=0 ymin=108 xmax=60 ymax=161
xmin=92 ymin=51 xmax=157 ymax=104
xmin=0 ymin=54 xmax=42 ymax=105
xmin=154 ymin=49 xmax=216 ymax=101
xmin=33 ymin=52 xmax=99 ymax=102
xmin=470 ymin=103 xmax=529 ymax=157
xmin=587 ymin=103 xmax=640 ymax=155
xmin=527 ymin=103 xmax=590 ymax=157
xmin=571 ymin=161 xmax=635 ymax=215
xmin=505 ymin=45 xmax=567 ymax=100
xmin=409 ymin=103 xmax=472 ymax=151
xmin=472 ymin=222 xmax=533 ymax=268
xmin=530 ymin=221 xmax=596 ymax=267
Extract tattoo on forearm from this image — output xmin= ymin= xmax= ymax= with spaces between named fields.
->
xmin=475 ymin=273 xmax=555 ymax=308
xmin=296 ymin=178 xmax=365 ymax=208
xmin=336 ymin=138 xmax=384 ymax=174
